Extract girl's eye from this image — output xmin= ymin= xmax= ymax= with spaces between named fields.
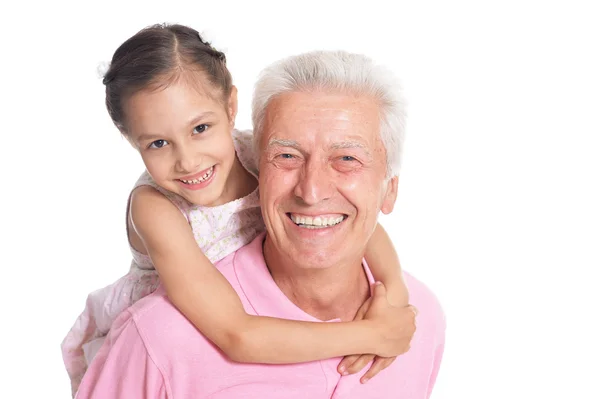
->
xmin=193 ymin=124 xmax=208 ymax=134
xmin=149 ymin=139 xmax=168 ymax=149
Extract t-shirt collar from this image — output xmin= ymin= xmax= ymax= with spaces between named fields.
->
xmin=233 ymin=233 xmax=376 ymax=322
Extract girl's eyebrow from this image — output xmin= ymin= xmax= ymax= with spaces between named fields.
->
xmin=135 ymin=111 xmax=219 ymax=142
xmin=187 ymin=111 xmax=217 ymax=127
xmin=136 ymin=133 xmax=163 ymax=143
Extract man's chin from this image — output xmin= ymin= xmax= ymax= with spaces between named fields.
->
xmin=287 ymin=234 xmax=342 ymax=251
xmin=289 ymin=240 xmax=347 ymax=261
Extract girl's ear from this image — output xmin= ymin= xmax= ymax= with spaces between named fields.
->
xmin=227 ymin=86 xmax=239 ymax=125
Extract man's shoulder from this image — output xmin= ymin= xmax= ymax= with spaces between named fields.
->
xmin=129 ymin=252 xmax=240 ymax=323
xmin=126 ymin=286 xmax=177 ymax=325
xmin=403 ymin=271 xmax=446 ymax=330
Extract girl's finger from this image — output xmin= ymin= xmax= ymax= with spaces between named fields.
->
xmin=360 ymin=356 xmax=396 ymax=383
xmin=345 ymin=354 xmax=375 ymax=374
xmin=338 ymin=354 xmax=360 ymax=375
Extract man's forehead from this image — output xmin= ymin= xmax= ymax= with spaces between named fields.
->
xmin=262 ymin=91 xmax=382 ymax=150
xmin=266 ymin=91 xmax=380 ymax=121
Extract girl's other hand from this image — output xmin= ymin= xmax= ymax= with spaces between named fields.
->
xmin=337 ymin=282 xmax=417 ymax=382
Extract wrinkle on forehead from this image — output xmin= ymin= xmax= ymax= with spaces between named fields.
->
xmin=262 ymin=91 xmax=382 ymax=157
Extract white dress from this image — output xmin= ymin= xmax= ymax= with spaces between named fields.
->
xmin=61 ymin=129 xmax=264 ymax=396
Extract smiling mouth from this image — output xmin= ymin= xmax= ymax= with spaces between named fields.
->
xmin=287 ymin=213 xmax=348 ymax=229
xmin=178 ymin=166 xmax=214 ymax=184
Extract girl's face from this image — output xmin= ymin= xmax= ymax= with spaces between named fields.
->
xmin=124 ymin=72 xmax=239 ymax=206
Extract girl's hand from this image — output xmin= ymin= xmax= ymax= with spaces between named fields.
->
xmin=338 ymin=296 xmax=392 ymax=383
xmin=337 ymin=282 xmax=417 ymax=382
xmin=365 ymin=282 xmax=417 ymax=357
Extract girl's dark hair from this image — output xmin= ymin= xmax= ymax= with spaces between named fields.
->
xmin=103 ymin=23 xmax=232 ymax=133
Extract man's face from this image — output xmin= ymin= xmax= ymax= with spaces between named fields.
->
xmin=259 ymin=91 xmax=398 ymax=269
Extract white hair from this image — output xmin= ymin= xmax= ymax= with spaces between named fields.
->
xmin=251 ymin=50 xmax=406 ymax=177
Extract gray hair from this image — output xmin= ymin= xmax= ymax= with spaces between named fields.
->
xmin=251 ymin=50 xmax=406 ymax=177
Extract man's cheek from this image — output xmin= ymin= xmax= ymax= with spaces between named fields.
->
xmin=265 ymin=169 xmax=300 ymax=191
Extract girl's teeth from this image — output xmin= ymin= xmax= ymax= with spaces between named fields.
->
xmin=180 ymin=167 xmax=213 ymax=184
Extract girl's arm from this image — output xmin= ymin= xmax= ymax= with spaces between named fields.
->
xmin=365 ymin=223 xmax=409 ymax=307
xmin=130 ymin=186 xmax=406 ymax=364
xmin=338 ymin=222 xmax=414 ymax=382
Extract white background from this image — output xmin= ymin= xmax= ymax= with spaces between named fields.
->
xmin=1 ymin=0 xmax=599 ymax=398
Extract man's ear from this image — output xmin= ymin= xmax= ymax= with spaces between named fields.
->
xmin=227 ymin=86 xmax=239 ymax=125
xmin=381 ymin=176 xmax=399 ymax=214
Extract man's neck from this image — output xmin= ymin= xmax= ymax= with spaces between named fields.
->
xmin=263 ymin=237 xmax=370 ymax=322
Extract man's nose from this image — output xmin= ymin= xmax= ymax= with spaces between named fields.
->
xmin=293 ymin=159 xmax=333 ymax=205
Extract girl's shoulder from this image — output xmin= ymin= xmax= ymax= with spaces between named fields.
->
xmin=131 ymin=171 xmax=191 ymax=219
xmin=232 ymin=129 xmax=258 ymax=177
xmin=232 ymin=128 xmax=254 ymax=145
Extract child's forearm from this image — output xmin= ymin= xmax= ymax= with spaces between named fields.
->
xmin=365 ymin=223 xmax=409 ymax=307
xmin=167 ymin=271 xmax=380 ymax=364
xmin=227 ymin=315 xmax=378 ymax=364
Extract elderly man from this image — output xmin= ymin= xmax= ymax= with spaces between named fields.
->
xmin=77 ymin=51 xmax=445 ymax=398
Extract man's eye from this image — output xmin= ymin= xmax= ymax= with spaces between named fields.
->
xmin=149 ymin=139 xmax=168 ymax=149
xmin=341 ymin=156 xmax=356 ymax=161
xmin=279 ymin=154 xmax=294 ymax=159
xmin=193 ymin=124 xmax=208 ymax=134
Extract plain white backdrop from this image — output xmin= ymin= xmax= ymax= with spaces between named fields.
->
xmin=1 ymin=0 xmax=599 ymax=398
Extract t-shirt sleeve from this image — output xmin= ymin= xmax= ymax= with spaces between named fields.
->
xmin=426 ymin=300 xmax=446 ymax=399
xmin=76 ymin=311 xmax=169 ymax=399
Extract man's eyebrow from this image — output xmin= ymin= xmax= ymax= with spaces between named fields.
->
xmin=330 ymin=141 xmax=372 ymax=157
xmin=329 ymin=141 xmax=368 ymax=150
xmin=267 ymin=138 xmax=301 ymax=148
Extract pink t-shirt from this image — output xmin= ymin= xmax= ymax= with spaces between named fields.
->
xmin=76 ymin=234 xmax=445 ymax=399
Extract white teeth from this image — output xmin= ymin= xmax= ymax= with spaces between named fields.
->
xmin=290 ymin=214 xmax=345 ymax=228
xmin=180 ymin=167 xmax=213 ymax=184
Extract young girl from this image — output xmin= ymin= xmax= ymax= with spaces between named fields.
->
xmin=62 ymin=23 xmax=414 ymax=396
